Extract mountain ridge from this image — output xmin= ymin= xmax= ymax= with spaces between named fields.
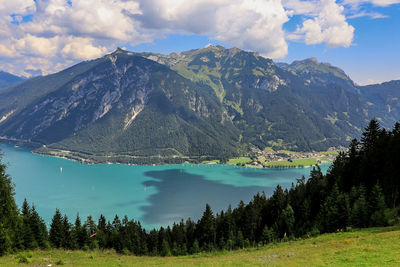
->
xmin=0 ymin=71 xmax=25 ymax=90
xmin=0 ymin=46 xmax=399 ymax=164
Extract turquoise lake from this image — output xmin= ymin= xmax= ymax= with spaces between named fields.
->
xmin=0 ymin=143 xmax=330 ymax=230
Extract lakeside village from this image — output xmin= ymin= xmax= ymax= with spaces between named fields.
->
xmin=204 ymin=146 xmax=347 ymax=168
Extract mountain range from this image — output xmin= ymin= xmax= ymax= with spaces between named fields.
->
xmin=0 ymin=46 xmax=399 ymax=164
xmin=0 ymin=71 xmax=24 ymax=90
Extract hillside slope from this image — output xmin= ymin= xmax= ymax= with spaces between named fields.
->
xmin=0 ymin=47 xmax=399 ymax=163
xmin=0 ymin=49 xmax=239 ymax=163
xmin=0 ymin=227 xmax=398 ymax=266
xmin=358 ymin=80 xmax=400 ymax=128
xmin=140 ymin=46 xmax=372 ymax=151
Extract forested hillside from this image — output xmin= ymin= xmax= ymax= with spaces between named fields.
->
xmin=1 ymin=47 xmax=399 ymax=163
xmin=1 ymin=120 xmax=399 ymax=256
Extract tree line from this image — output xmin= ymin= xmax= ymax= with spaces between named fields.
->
xmin=0 ymin=119 xmax=399 ymax=256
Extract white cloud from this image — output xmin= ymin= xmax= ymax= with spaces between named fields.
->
xmin=136 ymin=0 xmax=289 ymax=58
xmin=343 ymin=0 xmax=400 ymax=7
xmin=0 ymin=0 xmax=36 ymax=15
xmin=0 ymin=0 xmax=398 ymax=77
xmin=287 ymin=0 xmax=354 ymax=47
xmin=61 ymin=37 xmax=107 ymax=60
xmin=347 ymin=11 xmax=388 ymax=18
xmin=16 ymin=34 xmax=60 ymax=57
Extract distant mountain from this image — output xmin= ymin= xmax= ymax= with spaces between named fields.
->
xmin=0 ymin=71 xmax=24 ymax=89
xmin=277 ymin=58 xmax=356 ymax=93
xmin=358 ymin=80 xmax=400 ymax=128
xmin=0 ymin=46 xmax=399 ymax=163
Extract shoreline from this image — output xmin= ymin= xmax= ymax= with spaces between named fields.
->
xmin=34 ymin=148 xmax=332 ymax=169
xmin=1 ymin=140 xmax=333 ymax=169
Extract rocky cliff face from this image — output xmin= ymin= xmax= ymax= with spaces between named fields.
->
xmin=0 ymin=49 xmax=239 ymax=163
xmin=0 ymin=47 xmax=399 ymax=163
xmin=138 ymin=46 xmax=374 ymax=151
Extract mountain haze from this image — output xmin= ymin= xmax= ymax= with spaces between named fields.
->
xmin=0 ymin=46 xmax=399 ymax=163
xmin=0 ymin=71 xmax=24 ymax=90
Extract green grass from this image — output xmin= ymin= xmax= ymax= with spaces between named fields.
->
xmin=227 ymin=157 xmax=252 ymax=165
xmin=1 ymin=227 xmax=399 ymax=266
xmin=265 ymin=158 xmax=318 ymax=168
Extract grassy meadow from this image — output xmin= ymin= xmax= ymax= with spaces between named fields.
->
xmin=264 ymin=158 xmax=319 ymax=168
xmin=1 ymin=226 xmax=399 ymax=266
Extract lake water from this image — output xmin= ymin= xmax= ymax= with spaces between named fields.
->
xmin=0 ymin=143 xmax=330 ymax=230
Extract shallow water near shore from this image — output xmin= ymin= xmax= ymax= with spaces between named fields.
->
xmin=1 ymin=143 xmax=330 ymax=229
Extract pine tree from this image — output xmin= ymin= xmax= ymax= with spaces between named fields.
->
xmin=97 ymin=214 xmax=107 ymax=249
xmin=191 ymin=239 xmax=200 ymax=254
xmin=74 ymin=214 xmax=85 ymax=249
xmin=30 ymin=205 xmax=48 ymax=248
xmin=276 ymin=204 xmax=295 ymax=237
xmin=0 ymin=156 xmax=19 ymax=254
xmin=350 ymin=186 xmax=368 ymax=228
xmin=111 ymin=215 xmax=122 ymax=252
xmin=262 ymin=225 xmax=274 ymax=244
xmin=62 ymin=215 xmax=73 ymax=249
xmin=49 ymin=209 xmax=64 ymax=248
xmin=160 ymin=239 xmax=171 ymax=256
xmin=0 ymin=223 xmax=11 ymax=256
xmin=361 ymin=119 xmax=380 ymax=152
xmin=369 ymin=183 xmax=387 ymax=226
xmin=21 ymin=199 xmax=35 ymax=249
xmin=320 ymin=184 xmax=350 ymax=232
xmin=84 ymin=216 xmax=98 ymax=249
xmin=393 ymin=122 xmax=400 ymax=136
xmin=197 ymin=204 xmax=216 ymax=249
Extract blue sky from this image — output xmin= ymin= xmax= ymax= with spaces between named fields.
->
xmin=0 ymin=0 xmax=399 ymax=84
xmin=128 ymin=3 xmax=400 ymax=85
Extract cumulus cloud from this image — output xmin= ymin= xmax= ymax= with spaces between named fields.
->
xmin=0 ymin=0 xmax=397 ymax=76
xmin=61 ymin=37 xmax=108 ymax=60
xmin=136 ymin=0 xmax=289 ymax=58
xmin=287 ymin=0 xmax=354 ymax=47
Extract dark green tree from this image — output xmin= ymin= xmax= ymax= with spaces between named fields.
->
xmin=369 ymin=183 xmax=387 ymax=226
xmin=276 ymin=204 xmax=295 ymax=238
xmin=0 ymin=156 xmax=19 ymax=255
xmin=361 ymin=119 xmax=381 ymax=152
xmin=350 ymin=186 xmax=368 ymax=228
xmin=62 ymin=215 xmax=73 ymax=249
xmin=74 ymin=214 xmax=86 ymax=249
xmin=160 ymin=239 xmax=171 ymax=256
xmin=49 ymin=209 xmax=64 ymax=248
xmin=197 ymin=204 xmax=216 ymax=249
xmin=21 ymin=199 xmax=35 ymax=249
xmin=30 ymin=205 xmax=48 ymax=248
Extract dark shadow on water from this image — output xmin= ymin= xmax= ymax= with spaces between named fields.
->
xmin=239 ymin=169 xmax=306 ymax=179
xmin=141 ymin=169 xmax=273 ymax=226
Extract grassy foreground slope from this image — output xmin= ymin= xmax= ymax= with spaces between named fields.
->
xmin=2 ymin=227 xmax=399 ymax=266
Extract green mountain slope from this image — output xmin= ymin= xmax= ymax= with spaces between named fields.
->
xmin=0 ymin=49 xmax=239 ymax=163
xmin=140 ymin=46 xmax=370 ymax=151
xmin=0 ymin=47 xmax=399 ymax=162
xmin=358 ymin=80 xmax=400 ymax=127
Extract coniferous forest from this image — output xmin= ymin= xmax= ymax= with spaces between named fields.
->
xmin=1 ymin=119 xmax=400 ymax=256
